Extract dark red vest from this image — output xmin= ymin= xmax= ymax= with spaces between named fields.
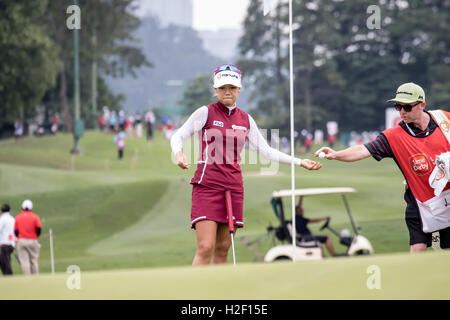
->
xmin=190 ymin=101 xmax=250 ymax=192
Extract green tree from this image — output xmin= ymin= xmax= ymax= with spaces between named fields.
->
xmin=238 ymin=0 xmax=450 ymax=134
xmin=0 ymin=1 xmax=61 ymax=127
xmin=107 ymin=16 xmax=221 ymax=113
xmin=332 ymin=0 xmax=450 ymax=130
xmin=238 ymin=0 xmax=285 ymax=123
xmin=238 ymin=0 xmax=345 ymax=135
xmin=386 ymin=0 xmax=450 ymax=110
xmin=44 ymin=0 xmax=150 ymax=131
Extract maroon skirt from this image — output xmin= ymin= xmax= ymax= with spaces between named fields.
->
xmin=190 ymin=184 xmax=244 ymax=229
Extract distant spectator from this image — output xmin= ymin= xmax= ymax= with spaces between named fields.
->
xmin=51 ymin=114 xmax=59 ymax=134
xmin=125 ymin=116 xmax=133 ymax=136
xmin=109 ymin=111 xmax=117 ymax=132
xmin=281 ymin=137 xmax=289 ymax=154
xmin=118 ymin=110 xmax=126 ymax=131
xmin=14 ymin=119 xmax=23 ymax=141
xmin=163 ymin=122 xmax=175 ymax=140
xmin=0 ymin=204 xmax=16 ymax=276
xmin=114 ymin=132 xmax=126 ymax=160
xmin=103 ymin=106 xmax=110 ymax=131
xmin=294 ymin=130 xmax=299 ymax=150
xmin=98 ymin=114 xmax=105 ymax=131
xmin=299 ymin=129 xmax=308 ymax=153
xmin=305 ymin=133 xmax=313 ymax=152
xmin=327 ymin=134 xmax=336 ymax=148
xmin=135 ymin=112 xmax=143 ymax=138
xmin=326 ymin=121 xmax=339 ymax=148
xmin=145 ymin=110 xmax=155 ymax=141
xmin=14 ymin=200 xmax=42 ymax=275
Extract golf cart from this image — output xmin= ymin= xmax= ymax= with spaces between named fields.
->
xmin=263 ymin=187 xmax=374 ymax=262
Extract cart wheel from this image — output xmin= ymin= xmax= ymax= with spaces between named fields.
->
xmin=274 ymin=256 xmax=291 ymax=261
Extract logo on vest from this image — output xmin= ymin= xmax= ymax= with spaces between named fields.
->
xmin=232 ymin=124 xmax=247 ymax=131
xmin=409 ymin=154 xmax=431 ymax=176
xmin=213 ymin=120 xmax=224 ymax=127
xmin=436 ymin=166 xmax=446 ymax=181
xmin=439 ymin=120 xmax=450 ymax=133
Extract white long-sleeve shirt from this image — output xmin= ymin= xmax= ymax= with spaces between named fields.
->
xmin=0 ymin=212 xmax=16 ymax=247
xmin=170 ymin=105 xmax=302 ymax=166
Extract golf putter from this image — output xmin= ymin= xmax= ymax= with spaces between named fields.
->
xmin=225 ymin=190 xmax=236 ymax=266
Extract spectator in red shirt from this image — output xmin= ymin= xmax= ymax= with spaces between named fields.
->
xmin=14 ymin=200 xmax=42 ymax=275
xmin=98 ymin=114 xmax=105 ymax=131
xmin=51 ymin=114 xmax=60 ymax=134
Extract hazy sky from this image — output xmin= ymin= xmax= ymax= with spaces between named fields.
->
xmin=135 ymin=0 xmax=251 ymax=31
xmin=192 ymin=0 xmax=250 ymax=31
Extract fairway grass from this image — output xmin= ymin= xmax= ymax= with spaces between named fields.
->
xmin=0 ymin=131 xmax=440 ymax=279
xmin=1 ymin=250 xmax=448 ymax=300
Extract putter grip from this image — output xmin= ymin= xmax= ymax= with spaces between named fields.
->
xmin=225 ymin=191 xmax=234 ymax=233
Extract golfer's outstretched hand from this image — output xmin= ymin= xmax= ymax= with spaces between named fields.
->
xmin=300 ymin=158 xmax=322 ymax=170
xmin=314 ymin=147 xmax=337 ymax=160
xmin=176 ymin=151 xmax=190 ymax=169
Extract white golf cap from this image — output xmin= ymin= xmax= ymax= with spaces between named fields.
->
xmin=213 ymin=70 xmax=242 ymax=88
xmin=22 ymin=199 xmax=33 ymax=210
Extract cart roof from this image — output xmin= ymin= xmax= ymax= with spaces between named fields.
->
xmin=272 ymin=187 xmax=356 ymax=198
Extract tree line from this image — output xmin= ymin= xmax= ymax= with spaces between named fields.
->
xmin=107 ymin=15 xmax=221 ymax=118
xmin=235 ymin=0 xmax=450 ymax=135
xmin=0 ymin=0 xmax=149 ymax=134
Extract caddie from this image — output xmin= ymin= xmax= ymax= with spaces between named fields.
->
xmin=315 ymin=82 xmax=450 ymax=252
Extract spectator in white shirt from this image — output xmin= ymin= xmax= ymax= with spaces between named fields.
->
xmin=0 ymin=204 xmax=16 ymax=275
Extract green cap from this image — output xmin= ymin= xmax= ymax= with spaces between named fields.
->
xmin=387 ymin=82 xmax=425 ymax=103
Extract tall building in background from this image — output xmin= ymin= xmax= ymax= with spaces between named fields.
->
xmin=144 ymin=0 xmax=193 ymax=28
xmin=137 ymin=0 xmax=240 ymax=61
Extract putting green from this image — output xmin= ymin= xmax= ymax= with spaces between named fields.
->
xmin=1 ymin=250 xmax=448 ymax=299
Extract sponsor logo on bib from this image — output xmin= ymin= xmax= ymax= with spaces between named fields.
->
xmin=213 ymin=120 xmax=224 ymax=127
xmin=409 ymin=154 xmax=431 ymax=176
xmin=439 ymin=120 xmax=450 ymax=133
xmin=232 ymin=124 xmax=247 ymax=131
xmin=436 ymin=167 xmax=446 ymax=181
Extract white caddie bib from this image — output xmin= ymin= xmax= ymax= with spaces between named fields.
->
xmin=416 ymin=189 xmax=450 ymax=233
xmin=417 ymin=110 xmax=450 ymax=232
xmin=429 ymin=110 xmax=450 ymax=143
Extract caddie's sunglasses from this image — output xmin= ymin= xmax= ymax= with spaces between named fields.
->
xmin=394 ymin=102 xmax=421 ymax=112
xmin=214 ymin=64 xmax=241 ymax=75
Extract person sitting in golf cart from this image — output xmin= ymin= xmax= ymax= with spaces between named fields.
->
xmin=295 ymin=196 xmax=336 ymax=257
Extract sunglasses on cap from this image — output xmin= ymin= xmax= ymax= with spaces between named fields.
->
xmin=394 ymin=101 xmax=421 ymax=112
xmin=214 ymin=64 xmax=241 ymax=75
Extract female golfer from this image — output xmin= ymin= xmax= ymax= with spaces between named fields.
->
xmin=170 ymin=64 xmax=322 ymax=266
